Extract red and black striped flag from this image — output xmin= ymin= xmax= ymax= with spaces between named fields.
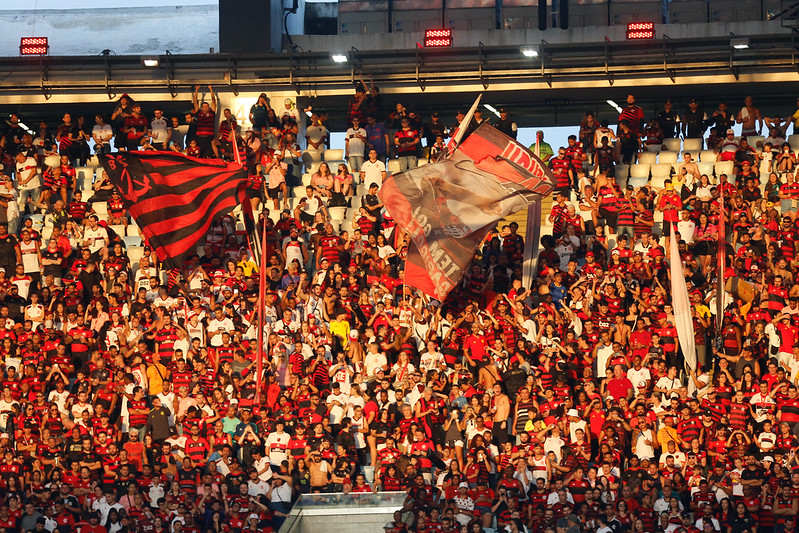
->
xmin=100 ymin=152 xmax=248 ymax=267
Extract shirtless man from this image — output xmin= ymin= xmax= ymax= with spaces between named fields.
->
xmin=737 ymin=96 xmax=763 ymax=138
xmin=491 ymin=383 xmax=511 ymax=446
xmin=307 ymin=449 xmax=331 ymax=493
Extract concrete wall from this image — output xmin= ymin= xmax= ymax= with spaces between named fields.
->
xmin=293 ymin=19 xmax=788 ymax=51
xmin=0 ymin=1 xmax=306 ymax=57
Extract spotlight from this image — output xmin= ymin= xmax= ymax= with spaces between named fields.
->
xmin=141 ymin=56 xmax=160 ymax=67
xmin=424 ymin=29 xmax=453 ymax=48
xmin=730 ymin=38 xmax=749 ymax=50
xmin=626 ymin=22 xmax=655 ymax=40
xmin=331 ymin=53 xmax=348 ymax=63
xmin=20 ymin=37 xmax=49 ymax=56
xmin=521 ymin=46 xmax=539 ymax=58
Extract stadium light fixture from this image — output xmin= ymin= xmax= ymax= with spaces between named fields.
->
xmin=730 ymin=37 xmax=749 ymax=50
xmin=521 ymin=46 xmax=539 ymax=58
xmin=424 ymin=29 xmax=453 ymax=48
xmin=141 ymin=56 xmax=160 ymax=67
xmin=331 ymin=53 xmax=348 ymax=63
xmin=626 ymin=22 xmax=655 ymax=40
xmin=20 ymin=37 xmax=49 ymax=56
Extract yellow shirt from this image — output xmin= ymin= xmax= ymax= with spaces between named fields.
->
xmin=237 ymin=259 xmax=258 ymax=277
xmin=329 ymin=320 xmax=351 ymax=349
xmin=146 ymin=363 xmax=168 ymax=396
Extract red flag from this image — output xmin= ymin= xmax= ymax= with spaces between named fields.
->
xmin=379 ymin=123 xmax=556 ymax=300
xmin=101 ymin=152 xmax=248 ymax=267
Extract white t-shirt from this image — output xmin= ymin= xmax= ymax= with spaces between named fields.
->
xmin=677 ymin=220 xmax=696 ymax=244
xmin=15 ymin=156 xmax=40 ymax=190
xmin=150 ymin=118 xmax=170 ymax=144
xmin=627 ymin=366 xmax=652 ymax=389
xmin=207 ymin=317 xmax=234 ymax=347
xmin=93 ymin=124 xmax=114 ymax=144
xmin=360 ymin=159 xmax=386 ymax=186
xmin=345 ymin=127 xmax=367 ymax=157
xmin=84 ymin=226 xmax=108 ymax=253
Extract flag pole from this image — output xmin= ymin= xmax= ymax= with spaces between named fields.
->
xmin=255 ymin=211 xmax=267 ymax=407
xmin=233 ymin=125 xmax=265 ymax=406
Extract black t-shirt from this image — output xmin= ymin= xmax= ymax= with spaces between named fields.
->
xmin=0 ymin=234 xmax=18 ymax=268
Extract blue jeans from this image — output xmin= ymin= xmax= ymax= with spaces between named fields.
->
xmin=348 ymin=155 xmax=364 ymax=174
xmin=18 ymin=187 xmax=40 ymax=214
xmin=398 ymin=155 xmax=417 ymax=171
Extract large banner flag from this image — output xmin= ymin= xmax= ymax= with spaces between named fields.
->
xmin=100 ymin=152 xmax=249 ymax=267
xmin=380 ymin=123 xmax=556 ymax=300
xmin=668 ymin=228 xmax=697 ymax=370
xmin=716 ymin=186 xmax=726 ymax=333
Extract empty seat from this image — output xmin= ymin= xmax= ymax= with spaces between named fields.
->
xmin=127 ymin=246 xmax=144 ymax=266
xmin=658 ymin=151 xmax=678 ymax=164
xmin=644 ymin=144 xmax=661 ymax=153
xmin=638 ymin=152 xmax=657 ymax=165
xmin=109 ymin=224 xmax=126 ymax=237
xmin=714 ymin=161 xmax=734 ymax=177
xmin=650 ymin=176 xmax=669 ymax=189
xmin=41 ymin=226 xmax=52 ymax=243
xmin=696 ymin=161 xmax=715 ymax=178
xmin=75 ymin=167 xmax=94 ymax=182
xmin=123 ymin=235 xmax=143 ymax=248
xmin=699 ymin=150 xmax=717 ymax=162
xmin=682 ymin=138 xmax=703 ymax=152
xmin=747 ymin=135 xmax=766 ymax=148
xmin=417 ymin=159 xmax=429 ymax=167
xmin=628 ymin=176 xmax=649 ymax=188
xmin=340 ymin=220 xmax=355 ymax=235
xmin=662 ymin=138 xmax=681 ymax=152
xmin=92 ymin=202 xmax=108 ymax=217
xmin=324 ymin=149 xmax=345 ymax=162
xmin=629 ymin=164 xmax=650 ymax=179
xmin=650 ymin=163 xmax=673 ymax=180
xmin=301 ymin=173 xmax=313 ymax=187
xmin=328 ymin=206 xmax=348 ymax=221
xmin=386 ymin=159 xmax=401 ymax=174
xmin=789 ymin=134 xmax=799 ymax=151
xmin=78 ymin=177 xmax=94 ymax=191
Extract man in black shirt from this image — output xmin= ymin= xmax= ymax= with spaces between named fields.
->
xmin=362 ymin=182 xmax=383 ymax=232
xmin=0 ymin=225 xmax=20 ymax=275
xmin=682 ymin=98 xmax=707 ymax=138
xmin=493 ymin=108 xmax=518 ymax=139
xmin=655 ymin=100 xmax=680 ymax=139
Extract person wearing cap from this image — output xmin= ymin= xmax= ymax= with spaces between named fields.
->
xmin=682 ymin=97 xmax=706 ymax=138
xmin=655 ymin=99 xmax=680 ymax=139
xmin=492 ymin=107 xmax=517 ymax=139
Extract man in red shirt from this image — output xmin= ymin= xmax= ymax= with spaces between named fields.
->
xmin=463 ymin=322 xmax=488 ymax=377
xmin=606 ymin=365 xmax=635 ymax=402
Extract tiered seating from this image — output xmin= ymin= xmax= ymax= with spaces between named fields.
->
xmin=683 ymin=138 xmax=703 ymax=152
xmin=662 ymin=138 xmax=681 ymax=152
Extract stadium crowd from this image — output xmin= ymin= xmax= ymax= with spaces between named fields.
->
xmin=0 ymin=84 xmax=798 ymax=533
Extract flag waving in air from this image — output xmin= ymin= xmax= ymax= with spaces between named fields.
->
xmin=380 ymin=122 xmax=556 ymax=300
xmin=100 ymin=152 xmax=249 ymax=267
